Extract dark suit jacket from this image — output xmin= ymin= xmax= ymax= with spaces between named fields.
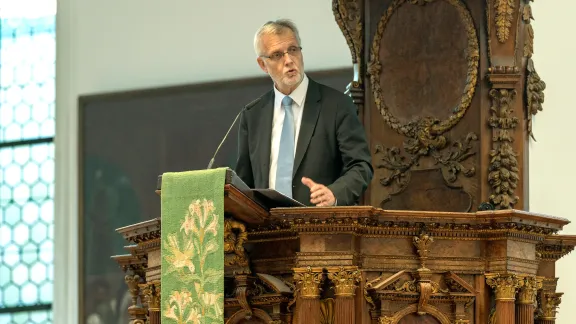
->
xmin=235 ymin=78 xmax=373 ymax=206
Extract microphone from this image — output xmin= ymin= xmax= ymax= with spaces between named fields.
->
xmin=206 ymin=97 xmax=262 ymax=169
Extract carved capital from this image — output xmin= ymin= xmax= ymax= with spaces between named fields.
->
xmin=294 ymin=267 xmax=324 ymax=298
xmin=327 ymin=266 xmax=361 ymax=297
xmin=139 ymin=281 xmax=161 ymax=311
xmin=517 ymin=276 xmax=542 ymax=305
xmin=485 ymin=274 xmax=522 ymax=301
xmin=541 ymin=292 xmax=563 ymax=320
xmin=453 ymin=320 xmax=470 ymax=324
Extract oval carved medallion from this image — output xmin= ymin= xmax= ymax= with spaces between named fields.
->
xmin=368 ymin=0 xmax=479 ymax=139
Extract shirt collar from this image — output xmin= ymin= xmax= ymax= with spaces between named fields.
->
xmin=273 ymin=73 xmax=309 ymax=107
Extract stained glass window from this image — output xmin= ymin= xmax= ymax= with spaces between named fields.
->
xmin=0 ymin=0 xmax=56 ymax=322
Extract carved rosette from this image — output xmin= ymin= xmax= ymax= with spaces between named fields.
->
xmin=485 ymin=273 xmax=522 ymax=301
xmin=327 ymin=266 xmax=361 ymax=297
xmin=517 ymin=276 xmax=542 ymax=305
xmin=294 ymin=267 xmax=323 ymax=299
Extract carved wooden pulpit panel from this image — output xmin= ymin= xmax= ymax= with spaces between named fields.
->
xmin=333 ymin=0 xmax=545 ymax=212
xmin=110 ymin=1 xmax=576 ymax=324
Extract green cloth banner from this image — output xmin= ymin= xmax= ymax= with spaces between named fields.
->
xmin=161 ymin=168 xmax=226 ymax=323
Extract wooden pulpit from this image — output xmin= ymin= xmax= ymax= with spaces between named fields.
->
xmin=112 ymin=0 xmax=576 ymax=323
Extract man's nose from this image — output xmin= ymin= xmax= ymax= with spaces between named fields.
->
xmin=284 ymin=53 xmax=294 ymax=64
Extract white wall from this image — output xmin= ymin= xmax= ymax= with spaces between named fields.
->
xmin=54 ymin=0 xmax=576 ymax=323
xmin=529 ymin=1 xmax=576 ymax=321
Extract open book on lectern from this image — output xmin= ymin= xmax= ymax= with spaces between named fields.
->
xmin=251 ymin=188 xmax=305 ymax=208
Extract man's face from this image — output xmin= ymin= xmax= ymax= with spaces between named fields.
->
xmin=257 ymin=30 xmax=304 ymax=94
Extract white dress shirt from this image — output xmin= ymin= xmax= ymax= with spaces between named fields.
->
xmin=268 ymin=74 xmax=309 ymax=189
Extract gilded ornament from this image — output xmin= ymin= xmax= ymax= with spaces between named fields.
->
xmin=485 ymin=274 xmax=522 ymax=301
xmin=327 ymin=266 xmax=361 ymax=297
xmin=495 ymin=0 xmax=515 ymax=43
xmin=488 ymin=88 xmax=520 ymax=209
xmin=525 ymin=59 xmax=546 ymax=140
xmin=294 ymin=267 xmax=323 ymax=298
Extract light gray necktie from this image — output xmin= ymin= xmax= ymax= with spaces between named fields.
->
xmin=275 ymin=96 xmax=295 ymax=197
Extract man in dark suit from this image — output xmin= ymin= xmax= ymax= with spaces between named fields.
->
xmin=235 ymin=19 xmax=373 ymax=206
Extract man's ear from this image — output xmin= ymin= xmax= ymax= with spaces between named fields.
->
xmin=256 ymin=57 xmax=268 ymax=73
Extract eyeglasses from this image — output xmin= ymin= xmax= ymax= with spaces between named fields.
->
xmin=260 ymin=46 xmax=302 ymax=61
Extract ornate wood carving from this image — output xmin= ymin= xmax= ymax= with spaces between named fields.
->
xmin=517 ymin=276 xmax=542 ymax=304
xmin=224 ymin=218 xmax=250 ymax=275
xmin=522 ymin=0 xmax=534 ymax=57
xmin=495 ymin=0 xmax=515 ymax=43
xmin=485 ymin=273 xmax=522 ymax=301
xmin=367 ymin=0 xmax=480 ymax=209
xmin=332 ymin=0 xmax=363 ymax=75
xmin=368 ymin=0 xmax=478 ymax=141
xmin=526 ymin=59 xmax=546 ymax=140
xmin=327 ymin=266 xmax=361 ymax=297
xmin=486 ymin=66 xmax=522 ymax=210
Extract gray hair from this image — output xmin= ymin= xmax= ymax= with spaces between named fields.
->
xmin=253 ymin=19 xmax=302 ymax=56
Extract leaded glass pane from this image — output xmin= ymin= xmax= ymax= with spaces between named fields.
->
xmin=0 ymin=16 xmax=55 ymax=143
xmin=0 ymin=143 xmax=54 ymax=308
xmin=0 ymin=309 xmax=52 ymax=324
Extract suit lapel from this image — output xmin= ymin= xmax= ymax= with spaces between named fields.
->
xmin=293 ymin=79 xmax=322 ymax=178
xmin=257 ymin=92 xmax=274 ymax=187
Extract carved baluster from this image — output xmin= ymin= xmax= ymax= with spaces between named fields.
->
xmin=486 ymin=273 xmax=522 ymax=324
xmin=293 ymin=267 xmax=324 ymax=324
xmin=516 ymin=276 xmax=541 ymax=324
xmin=327 ymin=266 xmax=361 ymax=324
xmin=125 ymin=274 xmax=147 ymax=324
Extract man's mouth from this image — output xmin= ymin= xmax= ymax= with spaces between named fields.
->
xmin=286 ymin=69 xmax=297 ymax=75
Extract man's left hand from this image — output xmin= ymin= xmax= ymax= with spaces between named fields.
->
xmin=301 ymin=177 xmax=336 ymax=207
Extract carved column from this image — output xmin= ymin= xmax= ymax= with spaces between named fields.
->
xmin=327 ymin=266 xmax=361 ymax=324
xmin=486 ymin=274 xmax=522 ymax=324
xmin=125 ymin=273 xmax=147 ymax=324
xmin=140 ymin=281 xmax=161 ymax=324
xmin=515 ymin=276 xmax=541 ymax=324
xmin=293 ymin=267 xmax=324 ymax=324
xmin=536 ymin=292 xmax=562 ymax=324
